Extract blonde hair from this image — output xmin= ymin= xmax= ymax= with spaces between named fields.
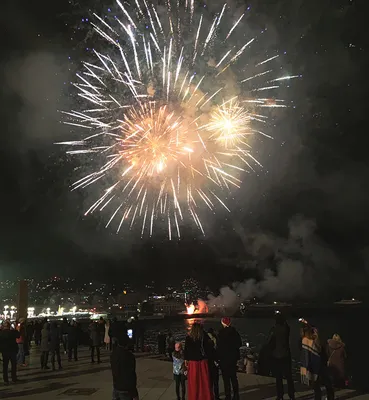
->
xmin=333 ymin=334 xmax=342 ymax=342
xmin=189 ymin=322 xmax=203 ymax=341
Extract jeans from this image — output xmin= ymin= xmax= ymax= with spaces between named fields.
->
xmin=221 ymin=364 xmax=239 ymax=400
xmin=17 ymin=343 xmax=25 ymax=364
xmin=112 ymin=388 xmax=134 ymax=400
xmin=174 ymin=374 xmax=186 ymax=399
xmin=51 ymin=347 xmax=62 ymax=369
xmin=62 ymin=334 xmax=68 ymax=352
xmin=314 ymin=369 xmax=335 ymax=400
xmin=68 ymin=345 xmax=78 ymax=361
xmin=91 ymin=346 xmax=101 ymax=362
xmin=274 ymin=357 xmax=295 ymax=399
xmin=2 ymin=352 xmax=17 ymax=383
xmin=41 ymin=351 xmax=49 ymax=368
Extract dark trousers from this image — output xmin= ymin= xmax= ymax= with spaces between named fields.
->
xmin=91 ymin=346 xmax=100 ymax=362
xmin=210 ymin=363 xmax=220 ymax=399
xmin=2 ymin=352 xmax=17 ymax=383
xmin=68 ymin=345 xmax=78 ymax=361
xmin=41 ymin=351 xmax=49 ymax=368
xmin=62 ymin=334 xmax=68 ymax=352
xmin=221 ymin=364 xmax=239 ymax=400
xmin=314 ymin=369 xmax=335 ymax=400
xmin=174 ymin=374 xmax=186 ymax=400
xmin=51 ymin=348 xmax=62 ymax=369
xmin=274 ymin=357 xmax=295 ymax=399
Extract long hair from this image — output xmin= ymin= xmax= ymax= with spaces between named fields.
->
xmin=189 ymin=322 xmax=203 ymax=341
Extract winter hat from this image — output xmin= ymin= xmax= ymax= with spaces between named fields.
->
xmin=221 ymin=317 xmax=231 ymax=327
xmin=175 ymin=342 xmax=182 ymax=351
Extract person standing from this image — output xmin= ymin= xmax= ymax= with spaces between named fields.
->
xmin=172 ymin=342 xmax=186 ymax=400
xmin=61 ymin=318 xmax=69 ymax=354
xmin=207 ymin=328 xmax=220 ymax=400
xmin=34 ymin=321 xmax=42 ymax=346
xmin=104 ymin=320 xmax=111 ymax=351
xmin=89 ymin=322 xmax=101 ymax=363
xmin=327 ymin=334 xmax=346 ymax=388
xmin=40 ymin=322 xmax=50 ymax=369
xmin=68 ymin=321 xmax=79 ymax=362
xmin=98 ymin=317 xmax=106 ymax=347
xmin=50 ymin=322 xmax=62 ymax=371
xmin=16 ymin=319 xmax=27 ymax=367
xmin=0 ymin=321 xmax=20 ymax=385
xmin=268 ymin=313 xmax=295 ymax=400
xmin=217 ymin=317 xmax=242 ymax=400
xmin=167 ymin=331 xmax=175 ymax=360
xmin=300 ymin=325 xmax=334 ymax=400
xmin=184 ymin=322 xmax=214 ymax=400
xmin=110 ymin=335 xmax=139 ymax=400
xmin=26 ymin=321 xmax=34 ymax=348
xmin=157 ymin=331 xmax=166 ymax=355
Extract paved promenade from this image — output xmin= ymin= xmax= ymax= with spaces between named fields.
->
xmin=0 ymin=346 xmax=367 ymax=399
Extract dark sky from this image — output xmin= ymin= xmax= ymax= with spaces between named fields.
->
xmin=0 ymin=0 xmax=367 ymax=298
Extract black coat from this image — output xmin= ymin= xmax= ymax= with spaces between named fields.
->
xmin=0 ymin=329 xmax=20 ymax=354
xmin=184 ymin=334 xmax=214 ymax=361
xmin=110 ymin=346 xmax=138 ymax=397
xmin=67 ymin=325 xmax=78 ymax=347
xmin=217 ymin=326 xmax=242 ymax=366
xmin=89 ymin=324 xmax=101 ymax=347
xmin=269 ymin=323 xmax=291 ymax=359
xmin=50 ymin=324 xmax=62 ymax=351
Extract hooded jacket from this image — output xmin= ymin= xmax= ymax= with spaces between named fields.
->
xmin=327 ymin=339 xmax=346 ymax=381
xmin=217 ymin=326 xmax=242 ymax=366
xmin=41 ymin=323 xmax=50 ymax=352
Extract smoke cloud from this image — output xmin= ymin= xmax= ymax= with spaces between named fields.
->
xmin=208 ymin=215 xmax=341 ymax=311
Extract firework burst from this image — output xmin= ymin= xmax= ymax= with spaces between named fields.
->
xmin=59 ymin=0 xmax=298 ymax=238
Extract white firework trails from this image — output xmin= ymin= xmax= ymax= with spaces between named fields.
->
xmin=58 ymin=0 xmax=298 ymax=239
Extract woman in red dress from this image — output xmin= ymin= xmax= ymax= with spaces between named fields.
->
xmin=184 ymin=323 xmax=214 ymax=400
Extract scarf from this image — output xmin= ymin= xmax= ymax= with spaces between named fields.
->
xmin=300 ymin=337 xmax=321 ymax=386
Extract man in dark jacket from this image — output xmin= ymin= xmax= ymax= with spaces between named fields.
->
xmin=217 ymin=317 xmax=242 ymax=400
xmin=67 ymin=321 xmax=79 ymax=362
xmin=110 ymin=335 xmax=138 ymax=400
xmin=89 ymin=322 xmax=101 ymax=363
xmin=0 ymin=321 xmax=20 ymax=385
xmin=269 ymin=313 xmax=295 ymax=400
xmin=50 ymin=322 xmax=62 ymax=370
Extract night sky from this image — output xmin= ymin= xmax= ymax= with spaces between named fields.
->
xmin=0 ymin=0 xmax=367 ymax=299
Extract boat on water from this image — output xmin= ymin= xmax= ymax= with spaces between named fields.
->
xmin=334 ymin=298 xmax=362 ymax=305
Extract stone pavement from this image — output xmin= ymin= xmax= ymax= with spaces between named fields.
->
xmin=0 ymin=346 xmax=367 ymax=399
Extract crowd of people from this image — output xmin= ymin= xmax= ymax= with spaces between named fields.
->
xmin=0 ymin=313 xmax=348 ymax=400
xmin=168 ymin=314 xmax=347 ymax=400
